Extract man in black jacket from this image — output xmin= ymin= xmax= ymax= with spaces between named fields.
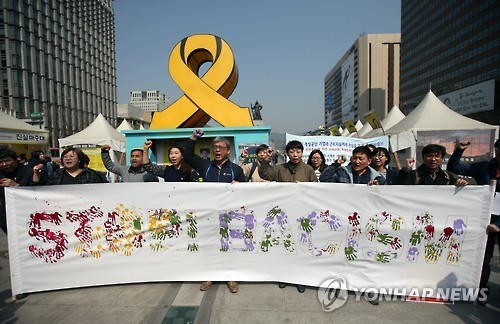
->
xmin=184 ymin=129 xmax=245 ymax=183
xmin=183 ymin=129 xmax=245 ymax=294
xmin=0 ymin=148 xmax=34 ymax=233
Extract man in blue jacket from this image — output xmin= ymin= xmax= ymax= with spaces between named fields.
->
xmin=183 ymin=129 xmax=246 ymax=294
xmin=447 ymin=139 xmax=500 ymax=305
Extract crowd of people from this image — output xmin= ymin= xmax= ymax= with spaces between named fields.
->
xmin=1 ymin=132 xmax=498 ymax=304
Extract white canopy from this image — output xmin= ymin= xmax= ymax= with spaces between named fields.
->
xmin=357 ymin=122 xmax=373 ymax=137
xmin=386 ymin=90 xmax=498 ymax=152
xmin=362 ymin=106 xmax=405 ymax=138
xmin=59 ymin=114 xmax=125 ymax=152
xmin=116 ymin=119 xmax=133 ymax=132
xmin=0 ymin=111 xmax=49 ymax=145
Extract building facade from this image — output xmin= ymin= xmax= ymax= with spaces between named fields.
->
xmin=400 ymin=0 xmax=500 ymax=125
xmin=117 ymin=103 xmax=151 ymax=129
xmin=0 ymin=0 xmax=117 ymax=147
xmin=130 ymin=90 xmax=168 ymax=112
xmin=324 ymin=34 xmax=401 ymax=130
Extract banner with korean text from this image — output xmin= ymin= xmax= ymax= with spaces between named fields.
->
xmin=285 ymin=134 xmax=388 ymax=165
xmin=6 ymin=182 xmax=493 ymax=298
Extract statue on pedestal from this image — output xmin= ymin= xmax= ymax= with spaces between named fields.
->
xmin=251 ymin=100 xmax=262 ymax=121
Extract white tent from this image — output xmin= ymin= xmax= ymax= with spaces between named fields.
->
xmin=362 ymin=105 xmax=405 ymax=138
xmin=386 ymin=90 xmax=498 ymax=155
xmin=356 ymin=122 xmax=373 ymax=137
xmin=59 ymin=114 xmax=125 ymax=152
xmin=0 ymin=111 xmax=49 ymax=145
xmin=116 ymin=119 xmax=133 ymax=132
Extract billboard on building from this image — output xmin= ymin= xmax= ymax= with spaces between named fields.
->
xmin=438 ymin=79 xmax=495 ymax=115
xmin=341 ymin=53 xmax=355 ymax=122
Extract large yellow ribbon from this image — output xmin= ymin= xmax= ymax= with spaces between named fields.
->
xmin=150 ymin=34 xmax=253 ymax=129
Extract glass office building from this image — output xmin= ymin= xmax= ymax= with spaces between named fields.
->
xmin=0 ymin=0 xmax=116 ymax=147
xmin=400 ymin=0 xmax=499 ymax=124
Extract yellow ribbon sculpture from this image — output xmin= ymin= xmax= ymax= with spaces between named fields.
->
xmin=150 ymin=34 xmax=254 ymax=129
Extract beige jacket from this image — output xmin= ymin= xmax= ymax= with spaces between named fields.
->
xmin=258 ymin=161 xmax=318 ymax=182
xmin=238 ymin=157 xmax=269 ymax=182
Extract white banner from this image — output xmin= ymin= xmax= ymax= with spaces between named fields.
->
xmin=285 ymin=134 xmax=389 ymax=165
xmin=6 ymin=183 xmax=492 ymax=298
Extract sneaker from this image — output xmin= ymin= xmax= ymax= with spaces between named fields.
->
xmin=278 ymin=282 xmax=288 ymax=289
xmin=296 ymin=285 xmax=306 ymax=293
xmin=227 ymin=281 xmax=238 ymax=293
xmin=199 ymin=281 xmax=213 ymax=291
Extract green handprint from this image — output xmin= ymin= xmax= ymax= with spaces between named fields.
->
xmin=133 ymin=219 xmax=141 ymax=230
xmin=170 ymin=214 xmax=181 ymax=226
xmin=220 ymin=227 xmax=229 ymax=238
xmin=260 ymin=239 xmax=271 ymax=252
xmin=223 ymin=213 xmax=232 ymax=224
xmin=187 ymin=226 xmax=197 ymax=238
xmin=187 ymin=243 xmax=198 ymax=251
xmin=376 ymin=252 xmax=391 ymax=263
xmin=376 ymin=233 xmax=394 ymax=245
xmin=300 ymin=218 xmax=313 ymax=233
xmin=269 ymin=206 xmax=281 ymax=217
xmin=409 ymin=230 xmax=423 ymax=245
xmin=345 ymin=246 xmax=357 ymax=260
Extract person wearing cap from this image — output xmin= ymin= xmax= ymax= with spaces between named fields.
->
xmin=100 ymin=145 xmax=158 ymax=182
xmin=238 ymin=144 xmax=273 ymax=182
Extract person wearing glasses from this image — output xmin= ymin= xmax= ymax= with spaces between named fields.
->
xmin=184 ymin=129 xmax=246 ymax=184
xmin=395 ymin=144 xmax=468 ymax=186
xmin=370 ymin=147 xmax=398 ymax=185
xmin=183 ymin=128 xmax=246 ymax=294
xmin=320 ymin=146 xmax=385 ymax=186
xmin=238 ymin=144 xmax=273 ymax=182
xmin=307 ymin=149 xmax=327 ymax=180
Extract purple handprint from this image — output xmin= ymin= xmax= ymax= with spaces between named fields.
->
xmin=220 ymin=237 xmax=230 ymax=251
xmin=327 ymin=215 xmax=341 ymax=230
xmin=453 ymin=219 xmax=467 ymax=235
xmin=277 ymin=211 xmax=288 ymax=227
xmin=262 ymin=215 xmax=274 ymax=228
xmin=219 ymin=213 xmax=229 ymax=228
xmin=244 ymin=237 xmax=255 ymax=251
xmin=407 ymin=246 xmax=419 ymax=261
xmin=307 ymin=211 xmax=318 ymax=226
xmin=244 ymin=213 xmax=255 ymax=230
